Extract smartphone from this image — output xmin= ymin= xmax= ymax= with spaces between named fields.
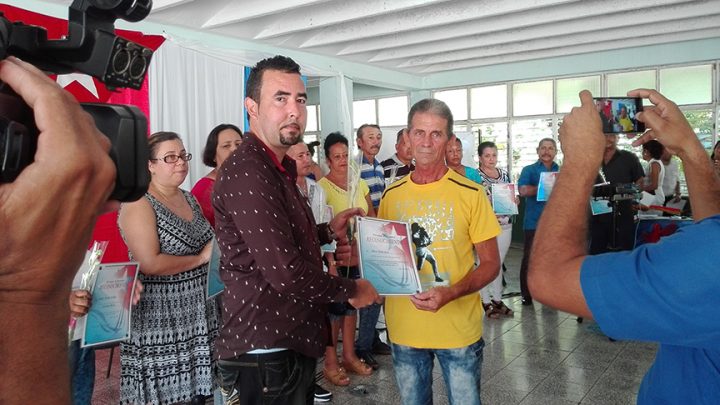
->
xmin=593 ymin=97 xmax=645 ymax=134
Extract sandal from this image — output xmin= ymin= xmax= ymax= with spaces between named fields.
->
xmin=483 ymin=302 xmax=501 ymax=319
xmin=491 ymin=300 xmax=514 ymax=317
xmin=323 ymin=367 xmax=350 ymax=386
xmin=343 ymin=358 xmax=373 ymax=376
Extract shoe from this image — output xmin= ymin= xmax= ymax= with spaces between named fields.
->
xmin=314 ymin=384 xmax=332 ymax=402
xmin=322 ymin=366 xmax=350 ymax=386
xmin=483 ymin=302 xmax=500 ymax=319
xmin=372 ymin=340 xmax=392 ymax=356
xmin=343 ymin=357 xmax=373 ymax=375
xmin=357 ymin=351 xmax=379 ymax=369
xmin=491 ymin=300 xmax=514 ymax=317
xmin=521 ymin=297 xmax=533 ymax=306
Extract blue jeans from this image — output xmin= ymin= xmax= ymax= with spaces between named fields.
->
xmin=392 ymin=338 xmax=485 ymax=405
xmin=355 ymin=302 xmax=381 ymax=353
xmin=68 ymin=340 xmax=95 ymax=405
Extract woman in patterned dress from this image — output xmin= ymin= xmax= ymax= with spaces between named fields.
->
xmin=118 ymin=132 xmax=219 ymax=405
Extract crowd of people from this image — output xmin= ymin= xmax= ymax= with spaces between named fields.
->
xmin=2 ymin=53 xmax=719 ymax=405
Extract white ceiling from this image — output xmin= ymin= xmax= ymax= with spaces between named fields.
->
xmin=37 ymin=0 xmax=720 ymax=75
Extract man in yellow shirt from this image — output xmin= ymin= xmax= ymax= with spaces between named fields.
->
xmin=378 ymin=98 xmax=500 ymax=405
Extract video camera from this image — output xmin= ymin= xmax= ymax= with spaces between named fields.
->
xmin=0 ymin=0 xmax=153 ymax=202
xmin=592 ymin=183 xmax=640 ymax=202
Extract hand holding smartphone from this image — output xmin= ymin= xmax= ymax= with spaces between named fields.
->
xmin=593 ymin=97 xmax=645 ymax=134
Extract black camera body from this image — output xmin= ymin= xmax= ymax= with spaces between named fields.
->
xmin=592 ymin=183 xmax=641 ymax=202
xmin=0 ymin=0 xmax=154 ymax=202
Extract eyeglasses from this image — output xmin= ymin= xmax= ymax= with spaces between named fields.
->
xmin=151 ymin=153 xmax=193 ymax=164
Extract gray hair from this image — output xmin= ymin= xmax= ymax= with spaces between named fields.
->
xmin=407 ymin=98 xmax=454 ymax=138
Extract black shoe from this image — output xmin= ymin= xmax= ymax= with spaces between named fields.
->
xmin=358 ymin=351 xmax=379 ymax=369
xmin=314 ymin=384 xmax=332 ymax=402
xmin=521 ymin=298 xmax=533 ymax=306
xmin=372 ymin=340 xmax=392 ymax=356
xmin=190 ymin=395 xmax=206 ymax=405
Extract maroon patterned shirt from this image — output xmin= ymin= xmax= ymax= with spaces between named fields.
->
xmin=213 ymin=133 xmax=356 ymax=359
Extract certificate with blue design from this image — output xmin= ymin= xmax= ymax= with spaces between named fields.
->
xmin=357 ymin=217 xmax=421 ymax=295
xmin=537 ymin=171 xmax=558 ymax=202
xmin=207 ymin=237 xmax=225 ymax=299
xmin=491 ymin=183 xmax=518 ymax=215
xmin=82 ymin=262 xmax=139 ymax=348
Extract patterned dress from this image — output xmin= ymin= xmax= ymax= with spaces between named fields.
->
xmin=119 ymin=191 xmax=219 ymax=405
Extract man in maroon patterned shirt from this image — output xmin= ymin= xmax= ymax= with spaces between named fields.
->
xmin=213 ymin=55 xmax=380 ymax=405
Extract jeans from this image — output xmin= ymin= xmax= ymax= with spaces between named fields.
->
xmin=355 ymin=302 xmax=382 ymax=353
xmin=217 ymin=350 xmax=316 ymax=405
xmin=392 ymin=338 xmax=485 ymax=405
xmin=68 ymin=340 xmax=95 ymax=405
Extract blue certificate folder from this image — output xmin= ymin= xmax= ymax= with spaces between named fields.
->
xmin=207 ymin=237 xmax=225 ymax=299
xmin=82 ymin=262 xmax=139 ymax=348
xmin=357 ymin=217 xmax=422 ymax=295
xmin=536 ymin=171 xmax=558 ymax=202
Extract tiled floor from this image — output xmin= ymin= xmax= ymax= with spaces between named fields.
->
xmin=92 ymin=244 xmax=657 ymax=404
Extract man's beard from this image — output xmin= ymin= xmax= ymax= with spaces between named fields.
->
xmin=280 ymin=131 xmax=303 ymax=146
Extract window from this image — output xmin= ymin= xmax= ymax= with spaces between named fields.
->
xmin=510 ymin=119 xmax=554 ymax=181
xmin=470 ymin=85 xmax=507 ymax=119
xmin=607 ymin=70 xmax=655 ymax=100
xmin=434 ymin=88 xmax=468 ymax=121
xmin=306 ymin=105 xmax=319 ymax=133
xmin=353 ymin=99 xmax=376 ymax=128
xmin=660 ymin=65 xmax=712 ymax=105
xmin=556 ymin=76 xmax=601 ymax=113
xmin=512 ymin=80 xmax=553 ymax=116
xmin=378 ymin=96 xmax=408 ymax=127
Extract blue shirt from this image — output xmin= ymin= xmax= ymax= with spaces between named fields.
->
xmin=360 ymin=155 xmax=386 ymax=209
xmin=518 ymin=160 xmax=559 ymax=230
xmin=463 ymin=166 xmax=483 ymax=185
xmin=581 ymin=215 xmax=720 ymax=405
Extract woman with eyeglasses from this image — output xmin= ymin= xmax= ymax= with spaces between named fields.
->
xmin=118 ymin=132 xmax=219 ymax=405
xmin=192 ymin=124 xmax=243 ymax=227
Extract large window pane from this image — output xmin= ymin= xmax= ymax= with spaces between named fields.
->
xmin=434 ymin=88 xmax=468 ymax=120
xmin=472 ymin=122 xmax=509 ymax=172
xmin=470 ymin=85 xmax=507 ymax=119
xmin=378 ymin=96 xmax=408 ymax=127
xmin=684 ymin=109 xmax=714 ymax=151
xmin=556 ymin=76 xmax=601 ymax=113
xmin=660 ymin=65 xmax=712 ymax=105
xmin=353 ymin=99 xmax=376 ymax=128
xmin=306 ymin=105 xmax=318 ymax=133
xmin=607 ymin=70 xmax=655 ymax=99
xmin=513 ymin=80 xmax=553 ymax=116
xmin=510 ymin=118 xmax=553 ymax=181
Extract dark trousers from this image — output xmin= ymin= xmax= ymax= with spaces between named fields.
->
xmin=217 ymin=350 xmax=317 ymax=405
xmin=519 ymin=229 xmax=536 ymax=301
xmin=589 ymin=202 xmax=635 ymax=254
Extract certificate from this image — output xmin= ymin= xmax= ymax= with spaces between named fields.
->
xmin=536 ymin=171 xmax=558 ymax=202
xmin=207 ymin=237 xmax=225 ymax=299
xmin=356 ymin=217 xmax=421 ymax=295
xmin=590 ymin=198 xmax=612 ymax=216
xmin=491 ymin=183 xmax=518 ymax=215
xmin=82 ymin=262 xmax=139 ymax=348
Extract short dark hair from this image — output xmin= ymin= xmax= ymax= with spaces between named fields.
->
xmin=478 ymin=141 xmax=497 ymax=157
xmin=711 ymin=140 xmax=720 ymax=160
xmin=538 ymin=138 xmax=557 ymax=149
xmin=356 ymin=124 xmax=381 ymax=140
xmin=148 ymin=131 xmax=181 ymax=160
xmin=407 ymin=98 xmax=453 ymax=137
xmin=643 ymin=140 xmax=664 ymax=160
xmin=201 ymin=124 xmax=243 ymax=167
xmin=396 ymin=129 xmax=405 ymax=143
xmin=450 ymin=136 xmax=462 ymax=147
xmin=324 ymin=132 xmax=348 ymax=158
xmin=246 ymin=55 xmax=301 ymax=103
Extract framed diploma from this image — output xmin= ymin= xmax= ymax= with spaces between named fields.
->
xmin=82 ymin=262 xmax=139 ymax=348
xmin=207 ymin=237 xmax=225 ymax=299
xmin=356 ymin=217 xmax=422 ymax=295
xmin=491 ymin=183 xmax=518 ymax=215
xmin=537 ymin=171 xmax=558 ymax=202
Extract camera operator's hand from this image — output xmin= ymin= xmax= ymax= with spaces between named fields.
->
xmin=0 ymin=57 xmax=116 ymax=303
xmin=627 ymin=89 xmax=703 ymax=158
xmin=0 ymin=57 xmax=115 ymax=404
xmin=558 ymin=90 xmax=604 ymax=169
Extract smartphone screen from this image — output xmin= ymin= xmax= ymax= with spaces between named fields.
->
xmin=593 ymin=97 xmax=645 ymax=134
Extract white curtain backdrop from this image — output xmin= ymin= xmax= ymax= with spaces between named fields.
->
xmin=149 ymin=38 xmax=246 ymax=190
